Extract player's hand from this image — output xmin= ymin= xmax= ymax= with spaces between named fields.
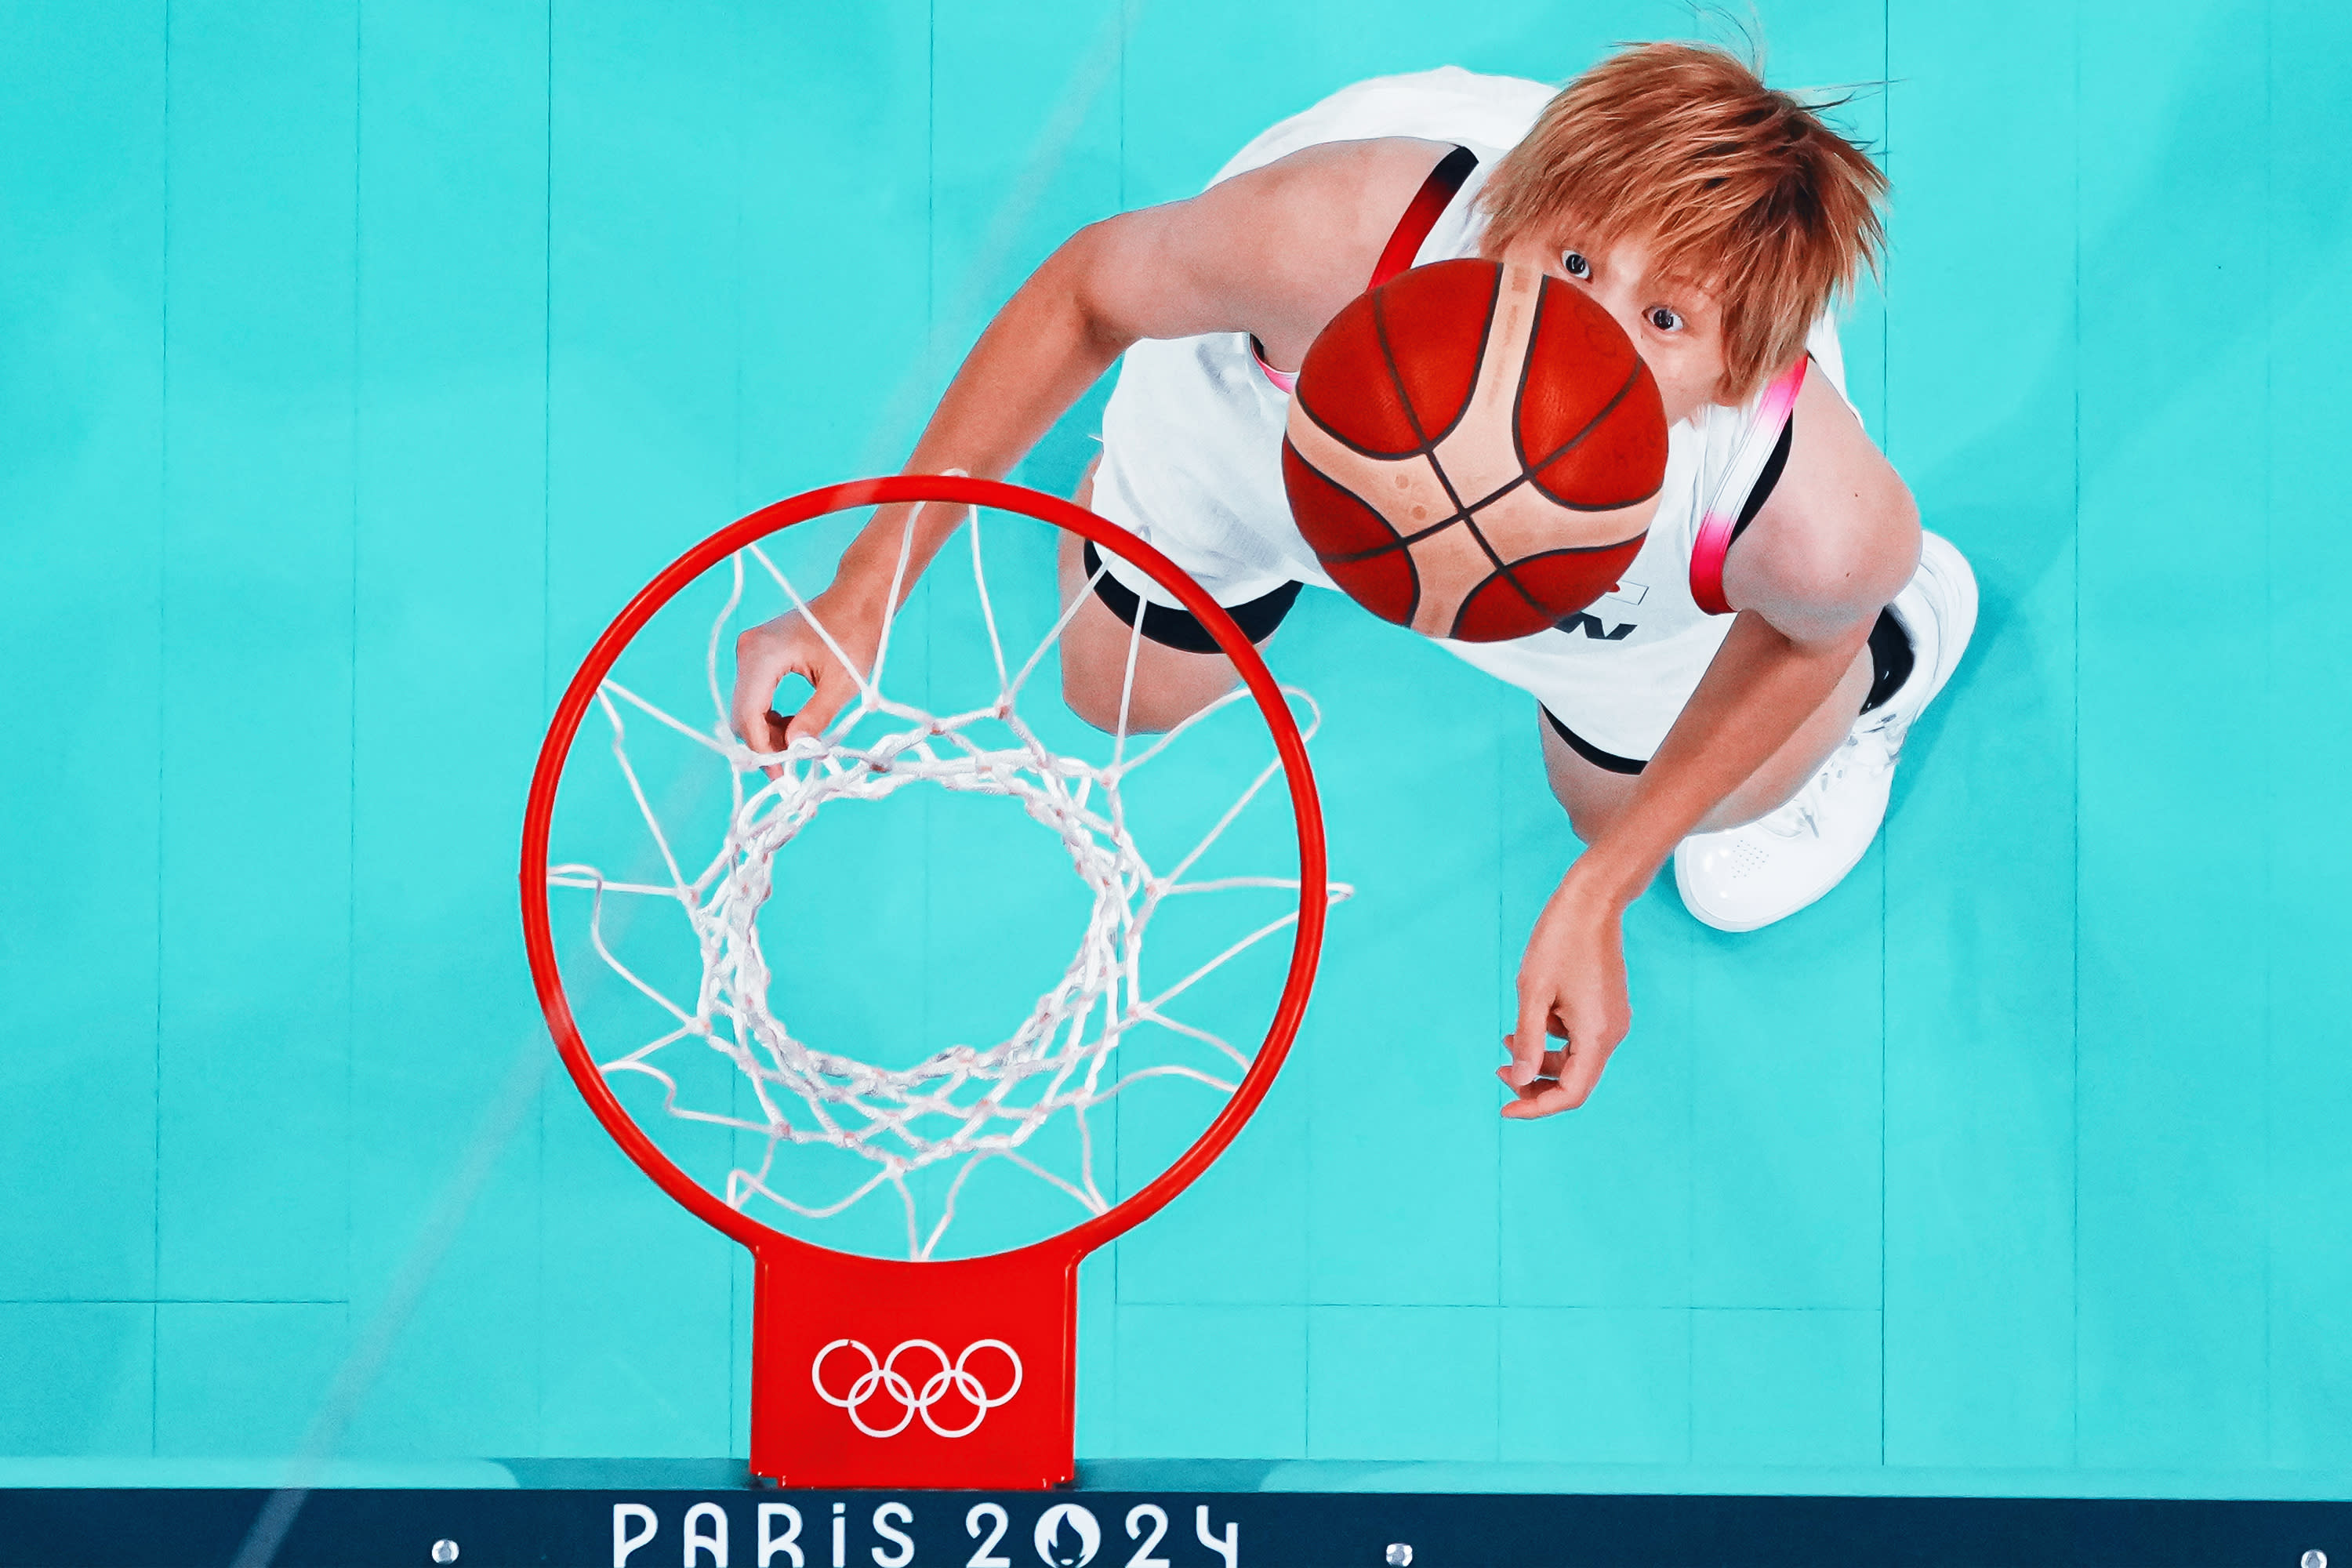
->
xmin=1498 ymin=868 xmax=1632 ymax=1118
xmin=729 ymin=587 xmax=879 ymax=758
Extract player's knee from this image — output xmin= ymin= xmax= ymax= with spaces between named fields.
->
xmin=1058 ymin=641 xmax=1230 ymax=735
xmin=1562 ymin=795 xmax=1620 ymax=846
xmin=1058 ymin=646 xmax=1126 ymax=732
xmin=1058 ymin=639 xmax=1157 ymax=732
xmin=1544 ymin=766 xmax=1621 ymax=844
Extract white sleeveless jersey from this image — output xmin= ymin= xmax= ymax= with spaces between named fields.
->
xmin=1090 ymin=67 xmax=1857 ymax=760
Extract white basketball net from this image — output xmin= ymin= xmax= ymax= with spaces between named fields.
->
xmin=547 ymin=503 xmax=1339 ymax=1260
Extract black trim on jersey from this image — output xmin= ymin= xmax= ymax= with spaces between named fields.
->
xmin=1726 ymin=414 xmax=1796 ymax=550
xmin=1715 ymin=410 xmax=1916 ymax=713
xmin=1541 ymin=706 xmax=1648 ymax=775
xmin=1542 ymin=605 xmax=1915 ymax=778
xmin=1083 ymin=539 xmax=1303 ymax=655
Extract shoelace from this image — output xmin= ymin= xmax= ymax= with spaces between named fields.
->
xmin=1759 ymin=775 xmax=1828 ymax=840
xmin=1757 ymin=713 xmax=1907 ymax=841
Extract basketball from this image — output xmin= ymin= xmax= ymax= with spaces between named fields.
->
xmin=1282 ymin=257 xmax=1669 ymax=642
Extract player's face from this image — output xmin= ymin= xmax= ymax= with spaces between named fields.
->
xmin=1488 ymin=227 xmax=1729 ymax=426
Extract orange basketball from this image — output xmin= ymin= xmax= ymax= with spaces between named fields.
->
xmin=1282 ymin=258 xmax=1668 ymax=642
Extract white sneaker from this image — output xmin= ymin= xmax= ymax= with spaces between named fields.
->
xmin=1673 ymin=532 xmax=1977 ymax=932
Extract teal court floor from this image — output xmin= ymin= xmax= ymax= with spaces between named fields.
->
xmin=3 ymin=0 xmax=2350 ymax=1515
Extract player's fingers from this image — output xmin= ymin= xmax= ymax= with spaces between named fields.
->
xmin=731 ymin=693 xmax=786 ymax=757
xmin=1543 ymin=1000 xmax=1621 ymax=1113
xmin=1499 ymin=1049 xmax=1589 ymax=1117
xmin=730 ymin=626 xmax=797 ymax=751
xmin=1500 ymin=1077 xmax=1581 ymax=1119
xmin=1494 ymin=1049 xmax=1567 ymax=1088
xmin=1499 ymin=998 xmax=1610 ymax=1119
xmin=1504 ymin=992 xmax=1558 ymax=1087
xmin=782 ymin=662 xmax=858 ymax=747
xmin=1551 ymin=1046 xmax=1606 ymax=1111
xmin=1495 ymin=1045 xmax=1572 ymax=1117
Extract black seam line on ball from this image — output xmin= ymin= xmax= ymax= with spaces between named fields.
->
xmin=1297 ymin=404 xmax=1430 ymax=464
xmin=1454 ymin=459 xmax=1646 ymax=627
xmin=1450 ymin=367 xmax=1662 ymax=519
xmin=1316 ymin=514 xmax=1469 ymax=564
xmin=1366 ymin=288 xmax=1457 ymax=633
xmin=1308 ymin=261 xmax=1507 ymax=465
xmin=1371 ymin=289 xmax=1475 ymax=525
xmin=1290 ymin=443 xmax=1426 ymax=623
xmin=1319 ymin=470 xmax=1525 ymax=564
xmin=1512 ymin=290 xmax=1641 ymax=474
xmin=1392 ymin=261 xmax=1500 ymax=452
xmin=1311 ymin=283 xmax=1655 ymax=486
xmin=1519 ymin=358 xmax=1647 ymax=500
xmin=1448 ymin=532 xmax=1652 ymax=641
xmin=1335 ymin=499 xmax=1484 ymax=558
xmin=1384 ymin=466 xmax=1548 ymax=629
xmin=1449 ymin=568 xmax=1522 ymax=641
xmin=1315 ymin=500 xmax=1639 ymax=565
xmin=1291 ymin=441 xmax=1416 ymax=554
xmin=1386 ymin=454 xmax=1548 ymax=561
xmin=1457 ymin=510 xmax=1552 ymax=622
xmin=1364 ymin=297 xmax=1432 ymax=628
xmin=1332 ymin=356 xmax=1653 ymax=568
xmin=1313 ymin=462 xmax=1646 ymax=565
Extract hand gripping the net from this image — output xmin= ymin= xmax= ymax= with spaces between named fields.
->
xmin=544 ymin=488 xmax=1346 ymax=1262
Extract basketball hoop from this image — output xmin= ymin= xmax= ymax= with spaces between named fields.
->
xmin=519 ymin=474 xmax=1334 ymax=1488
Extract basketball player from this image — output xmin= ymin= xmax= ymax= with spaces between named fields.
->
xmin=731 ymin=44 xmax=1976 ymax=1118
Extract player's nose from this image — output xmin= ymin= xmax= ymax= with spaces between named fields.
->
xmin=1597 ymin=293 xmax=1646 ymax=344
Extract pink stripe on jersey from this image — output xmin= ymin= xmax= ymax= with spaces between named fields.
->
xmin=1252 ymin=348 xmax=1298 ymax=395
xmin=1687 ymin=357 xmax=1809 ymax=616
xmin=1254 ymin=144 xmax=1476 ymax=395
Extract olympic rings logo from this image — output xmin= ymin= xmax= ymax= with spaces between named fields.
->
xmin=810 ymin=1338 xmax=1024 ymax=1439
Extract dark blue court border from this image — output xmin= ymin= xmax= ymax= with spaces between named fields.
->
xmin=0 ymin=1486 xmax=2343 ymax=1567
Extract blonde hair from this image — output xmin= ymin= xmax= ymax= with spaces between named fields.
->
xmin=1480 ymin=42 xmax=1888 ymax=404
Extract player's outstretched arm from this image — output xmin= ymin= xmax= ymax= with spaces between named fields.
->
xmin=1501 ymin=372 xmax=1920 ymax=1118
xmin=728 ymin=138 xmax=1455 ymax=751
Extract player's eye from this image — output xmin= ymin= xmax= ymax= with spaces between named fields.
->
xmin=1648 ymin=306 xmax=1683 ymax=332
xmin=1560 ymin=250 xmax=1592 ymax=280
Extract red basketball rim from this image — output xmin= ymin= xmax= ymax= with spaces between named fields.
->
xmin=519 ymin=474 xmax=1330 ymax=1272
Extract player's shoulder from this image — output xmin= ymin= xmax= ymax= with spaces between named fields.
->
xmin=1212 ymin=136 xmax=1455 ymax=234
xmin=1728 ymin=370 xmax=1920 ymax=637
xmin=1207 ymin=67 xmax=1554 ymax=187
xmin=1178 ymin=68 xmax=1553 ymax=330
